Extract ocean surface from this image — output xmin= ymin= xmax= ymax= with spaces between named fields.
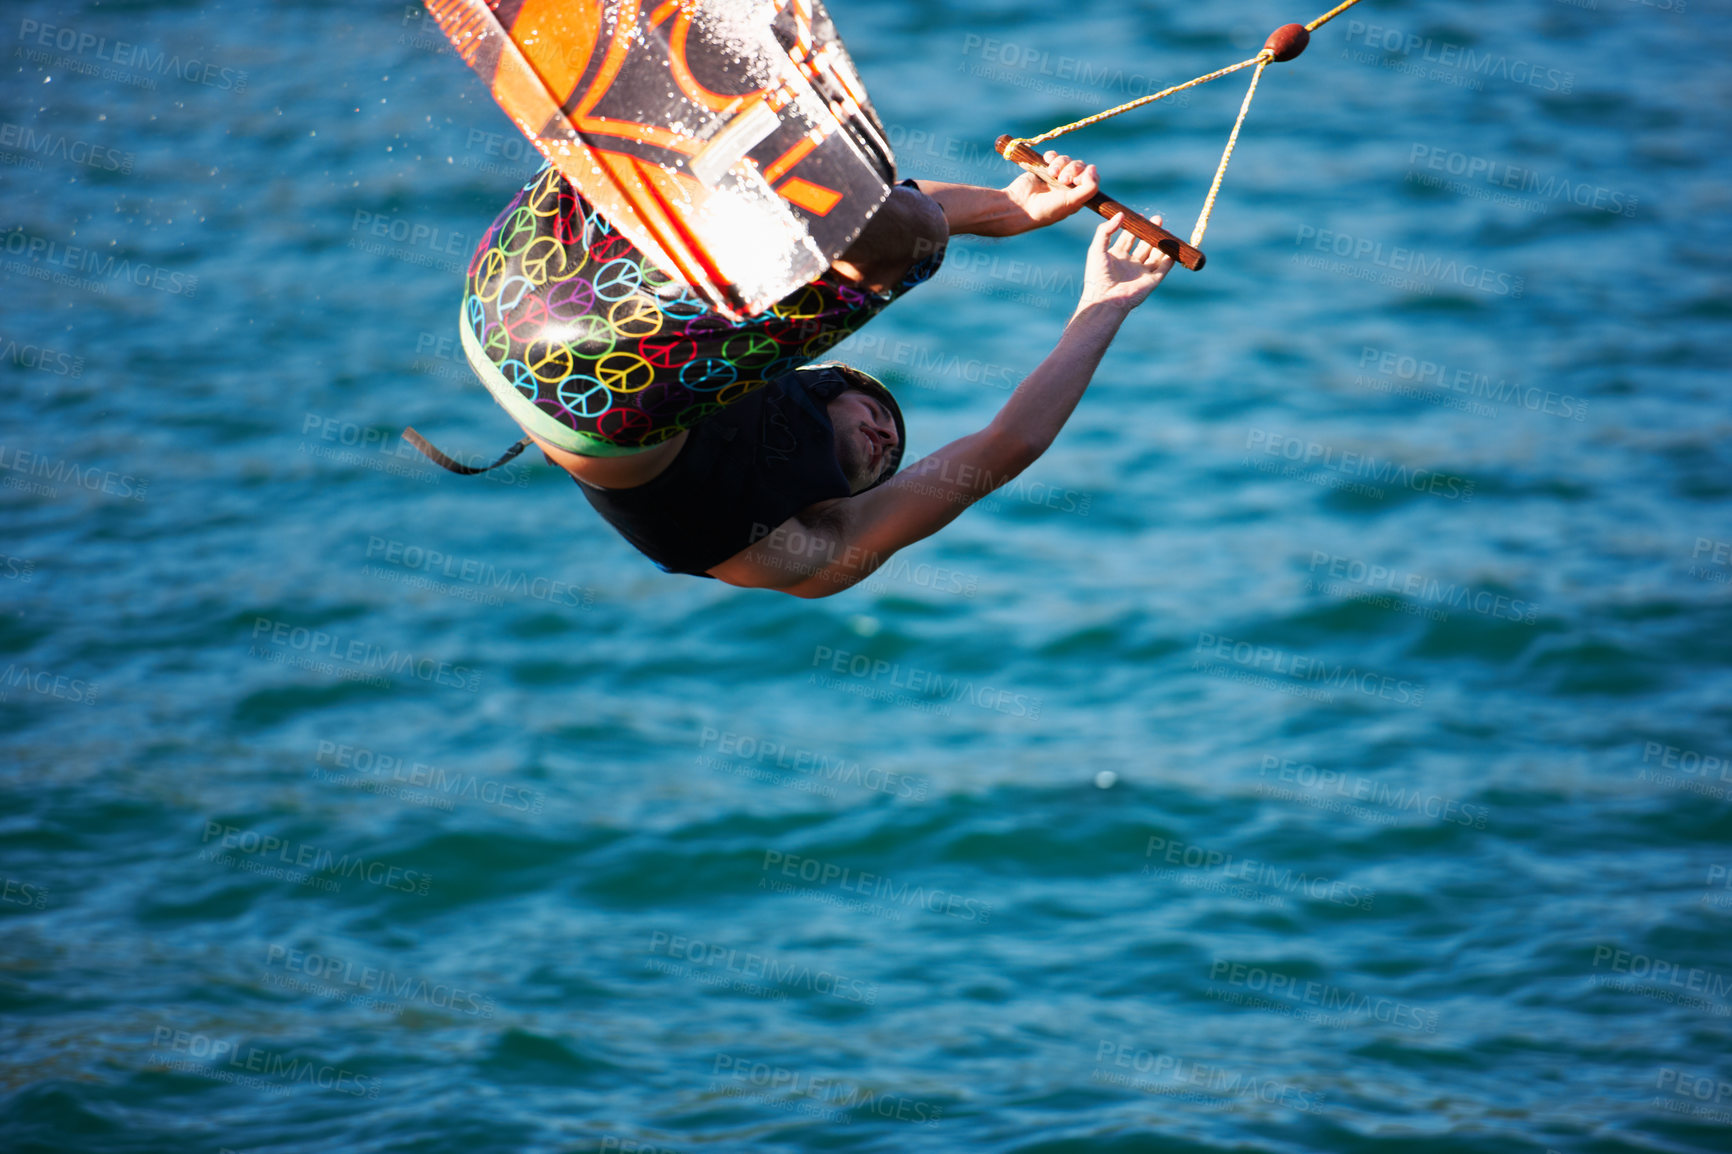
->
xmin=3 ymin=0 xmax=1730 ymax=1151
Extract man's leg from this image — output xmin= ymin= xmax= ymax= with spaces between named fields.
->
xmin=460 ymin=167 xmax=946 ymax=469
xmin=831 ymin=185 xmax=949 ymax=294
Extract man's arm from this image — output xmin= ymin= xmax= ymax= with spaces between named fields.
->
xmin=709 ymin=214 xmax=1174 ymax=598
xmin=915 ymin=151 xmax=1101 ymax=237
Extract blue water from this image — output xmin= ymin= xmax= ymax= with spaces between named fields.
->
xmin=3 ymin=0 xmax=1730 ymax=1151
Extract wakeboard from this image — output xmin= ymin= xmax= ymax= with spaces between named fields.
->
xmin=422 ymin=0 xmax=897 ymax=319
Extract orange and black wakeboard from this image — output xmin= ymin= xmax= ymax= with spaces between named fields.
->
xmin=423 ymin=0 xmax=897 ymax=319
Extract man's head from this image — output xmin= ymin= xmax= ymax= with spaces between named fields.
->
xmin=795 ymin=363 xmax=905 ymax=494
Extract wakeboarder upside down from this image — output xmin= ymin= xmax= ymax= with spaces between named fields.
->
xmin=406 ymin=0 xmax=1366 ymax=595
xmin=414 ymin=154 xmax=1173 ymax=596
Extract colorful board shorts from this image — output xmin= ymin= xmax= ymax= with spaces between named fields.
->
xmin=461 ymin=164 xmax=940 ymax=457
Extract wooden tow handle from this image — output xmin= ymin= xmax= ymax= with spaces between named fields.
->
xmin=995 ymin=136 xmax=1206 ymax=271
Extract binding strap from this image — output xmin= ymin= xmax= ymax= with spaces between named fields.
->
xmin=402 ymin=427 xmax=533 ymax=475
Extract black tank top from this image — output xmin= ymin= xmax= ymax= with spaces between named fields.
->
xmin=577 ymin=374 xmax=852 ymax=576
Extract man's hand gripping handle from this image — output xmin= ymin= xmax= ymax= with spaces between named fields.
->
xmin=995 ymin=136 xmax=1206 ymax=271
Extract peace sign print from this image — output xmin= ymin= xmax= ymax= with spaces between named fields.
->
xmin=557 ymin=374 xmax=613 ymax=420
xmin=471 ymin=247 xmax=508 ymax=303
xmin=524 ymin=339 xmax=577 ymax=387
xmin=679 ymin=357 xmax=737 ymax=393
xmin=608 ymin=295 xmax=664 ymax=340
xmin=552 ymin=314 xmax=616 ymax=358
xmin=526 ymin=167 xmax=564 ymax=217
xmin=497 ymin=357 xmax=539 ymax=399
xmin=497 ymin=205 xmax=540 ymax=257
xmin=477 ymin=322 xmax=511 ymax=367
xmin=590 ymin=258 xmax=644 ymax=304
xmin=496 ymin=273 xmax=542 ymax=315
xmin=543 ymin=273 xmax=598 ymax=322
xmin=593 ymin=351 xmax=657 ymax=395
xmin=519 ymin=235 xmax=575 ymax=286
xmin=588 ymin=234 xmax=636 ymax=265
xmin=715 ymin=377 xmax=769 ymax=408
xmin=657 ymin=289 xmax=710 ymax=321
xmin=773 ymin=284 xmax=831 ymax=322
xmin=550 ymin=185 xmax=584 ymax=244
xmin=594 ymin=406 xmax=658 ymax=445
xmin=672 ymin=398 xmax=726 ymax=429
xmin=502 ymin=293 xmax=552 ymax=344
xmin=637 ymin=335 xmax=699 ymax=370
xmin=721 ymin=331 xmax=782 ymax=369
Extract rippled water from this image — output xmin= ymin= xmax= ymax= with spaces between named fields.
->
xmin=3 ymin=1 xmax=1730 ymax=1151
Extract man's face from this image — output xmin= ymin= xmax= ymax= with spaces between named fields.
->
xmin=826 ymin=389 xmax=899 ymax=494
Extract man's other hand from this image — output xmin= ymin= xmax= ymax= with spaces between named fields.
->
xmin=1077 ymin=213 xmax=1176 ymax=315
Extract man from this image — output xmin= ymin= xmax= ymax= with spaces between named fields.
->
xmin=417 ymin=151 xmax=1172 ymax=595
xmin=706 ymin=210 xmax=1172 ymax=597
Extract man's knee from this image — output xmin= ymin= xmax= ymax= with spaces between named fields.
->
xmin=893 ymin=186 xmax=949 ymax=264
xmin=836 ymin=186 xmax=948 ymax=291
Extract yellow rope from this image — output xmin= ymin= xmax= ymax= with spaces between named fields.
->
xmin=1190 ymin=57 xmax=1267 ymax=249
xmin=1022 ymin=55 xmax=1263 ymax=148
xmin=1306 ymin=0 xmax=1367 ymax=32
xmin=1007 ymin=0 xmax=1373 ymax=255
